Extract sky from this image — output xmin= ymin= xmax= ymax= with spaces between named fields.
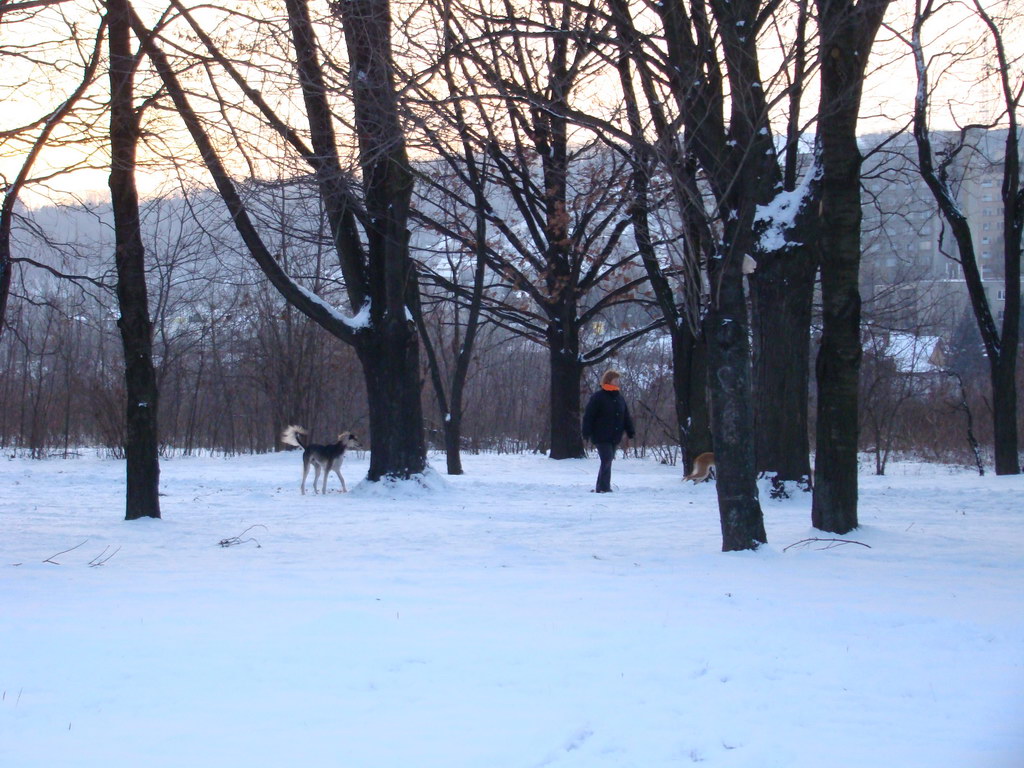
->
xmin=2 ymin=0 xmax=1017 ymax=207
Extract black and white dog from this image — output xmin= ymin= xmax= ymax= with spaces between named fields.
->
xmin=281 ymin=425 xmax=361 ymax=495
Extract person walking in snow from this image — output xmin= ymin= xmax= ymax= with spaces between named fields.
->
xmin=581 ymin=369 xmax=635 ymax=493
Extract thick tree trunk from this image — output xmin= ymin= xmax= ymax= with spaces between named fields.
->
xmin=812 ymin=0 xmax=890 ymax=532
xmin=812 ymin=146 xmax=863 ymax=533
xmin=704 ymin=316 xmax=766 ymax=550
xmin=812 ymin=61 xmax=864 ymax=534
xmin=750 ymin=244 xmax=815 ymax=484
xmin=358 ymin=319 xmax=426 ymax=482
xmin=342 ymin=0 xmax=428 ymax=481
xmin=992 ymin=355 xmax=1021 ymax=475
xmin=810 ymin=0 xmax=890 ymax=532
xmin=704 ymin=256 xmax=766 ymax=551
xmin=548 ymin=336 xmax=585 ymax=460
xmin=108 ymin=0 xmax=160 ymax=521
xmin=812 ymin=257 xmax=861 ymax=535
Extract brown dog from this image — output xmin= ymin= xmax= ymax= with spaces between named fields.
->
xmin=683 ymin=452 xmax=716 ymax=483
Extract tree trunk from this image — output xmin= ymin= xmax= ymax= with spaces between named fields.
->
xmin=548 ymin=320 xmax=585 ymax=459
xmin=0 ymin=238 xmax=10 ymax=341
xmin=443 ymin=414 xmax=464 ymax=475
xmin=750 ymin=243 xmax=815 ymax=484
xmin=705 ymin=254 xmax=766 ymax=551
xmin=342 ymin=0 xmax=428 ymax=481
xmin=747 ymin=0 xmax=816 ymax=491
xmin=812 ymin=0 xmax=890 ymax=532
xmin=108 ymin=0 xmax=160 ymax=520
xmin=992 ymin=354 xmax=1021 ymax=475
xmin=544 ymin=300 xmax=584 ymax=460
xmin=812 ymin=239 xmax=861 ymax=536
xmin=704 ymin=313 xmax=766 ymax=550
xmin=671 ymin=327 xmax=712 ymax=474
xmin=358 ymin=318 xmax=426 ymax=482
xmin=812 ymin=20 xmax=865 ymax=534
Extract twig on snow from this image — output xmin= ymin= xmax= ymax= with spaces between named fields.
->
xmin=218 ymin=524 xmax=266 ymax=549
xmin=88 ymin=546 xmax=121 ymax=567
xmin=783 ymin=537 xmax=872 ymax=552
xmin=43 ymin=540 xmax=89 ymax=565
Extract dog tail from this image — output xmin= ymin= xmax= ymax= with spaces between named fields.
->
xmin=281 ymin=425 xmax=309 ymax=449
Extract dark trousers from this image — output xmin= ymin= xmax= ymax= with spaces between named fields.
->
xmin=594 ymin=442 xmax=616 ymax=492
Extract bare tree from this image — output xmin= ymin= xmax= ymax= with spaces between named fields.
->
xmin=907 ymin=0 xmax=1021 ymax=475
xmin=859 ymin=326 xmax=931 ymax=474
xmin=106 ymin=0 xmax=161 ymax=518
xmin=812 ymin=0 xmax=892 ymax=534
xmin=403 ymin=1 xmax=494 ymax=474
xmin=411 ymin=164 xmax=489 ymax=475
xmin=612 ymin=0 xmax=822 ymax=497
xmin=0 ymin=197 xmax=126 ymax=454
xmin=128 ymin=0 xmax=427 ymax=480
xmin=434 ymin=0 xmax=663 ymax=460
xmin=632 ymin=0 xmax=773 ymax=549
xmin=747 ymin=0 xmax=819 ymax=490
xmin=600 ymin=0 xmax=713 ymax=476
xmin=1 ymin=0 xmax=105 ymax=338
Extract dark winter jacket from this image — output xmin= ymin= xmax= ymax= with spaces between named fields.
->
xmin=581 ymin=387 xmax=636 ymax=446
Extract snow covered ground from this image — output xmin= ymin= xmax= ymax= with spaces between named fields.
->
xmin=2 ymin=449 xmax=1022 ymax=767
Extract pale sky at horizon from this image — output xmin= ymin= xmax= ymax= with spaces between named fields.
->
xmin=1 ymin=0 xmax=1018 ymax=208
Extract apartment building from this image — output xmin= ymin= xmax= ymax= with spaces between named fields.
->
xmin=860 ymin=128 xmax=1019 ymax=334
